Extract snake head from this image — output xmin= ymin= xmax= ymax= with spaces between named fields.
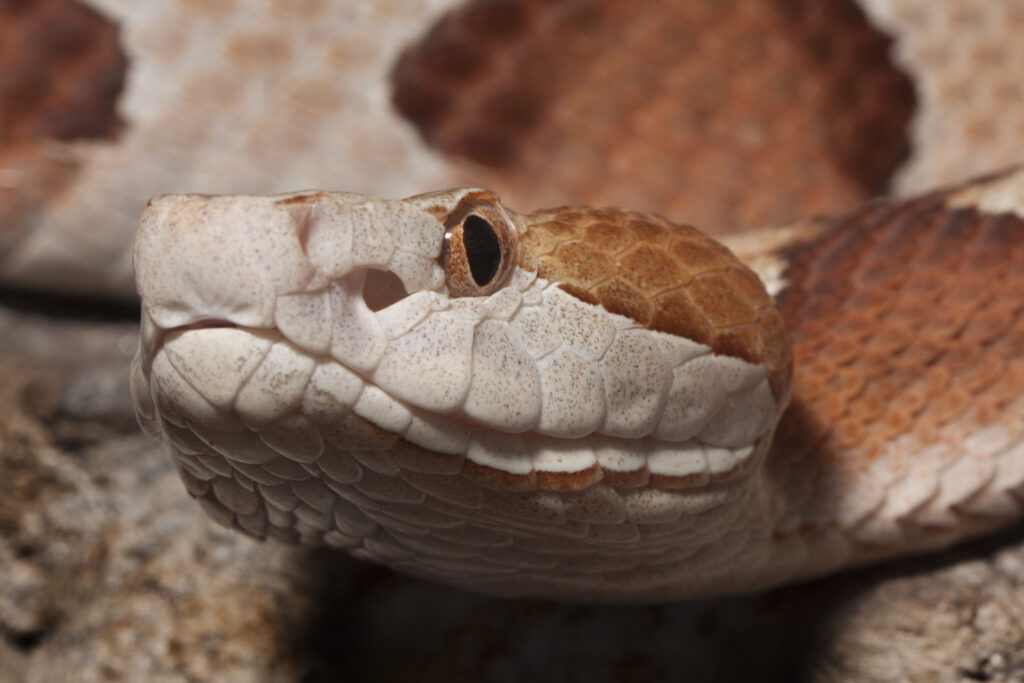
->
xmin=132 ymin=187 xmax=794 ymax=599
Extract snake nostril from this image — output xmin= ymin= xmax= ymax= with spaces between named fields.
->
xmin=363 ymin=268 xmax=409 ymax=312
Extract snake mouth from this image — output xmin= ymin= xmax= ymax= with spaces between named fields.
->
xmin=143 ymin=300 xmax=777 ymax=498
xmin=139 ymin=253 xmax=780 ymax=495
xmin=177 ymin=319 xmax=239 ymax=331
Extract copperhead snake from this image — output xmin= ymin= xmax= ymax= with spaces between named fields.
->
xmin=130 ymin=172 xmax=1024 ymax=600
xmin=1 ymin=0 xmax=1023 ymax=601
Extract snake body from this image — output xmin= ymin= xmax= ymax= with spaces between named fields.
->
xmin=132 ymin=170 xmax=1024 ymax=600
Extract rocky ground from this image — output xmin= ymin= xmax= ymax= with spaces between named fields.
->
xmin=1 ymin=289 xmax=1023 ymax=683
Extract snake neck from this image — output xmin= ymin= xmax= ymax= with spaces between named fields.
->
xmin=761 ymin=176 xmax=1024 ymax=581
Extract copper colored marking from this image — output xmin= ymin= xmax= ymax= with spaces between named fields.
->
xmin=420 ymin=203 xmax=452 ymax=221
xmin=392 ymin=0 xmax=915 ymax=234
xmin=0 ymin=0 xmax=126 ymax=146
xmin=536 ymin=464 xmax=603 ymax=491
xmin=769 ymin=176 xmax=1024 ymax=523
xmin=461 ymin=459 xmax=538 ymax=491
xmin=556 ymin=283 xmax=599 ymax=306
xmin=274 ymin=192 xmax=326 ymax=206
xmin=519 ymin=206 xmax=792 ymax=375
xmin=0 ymin=0 xmax=127 ymax=253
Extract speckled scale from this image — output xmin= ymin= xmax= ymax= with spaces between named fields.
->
xmin=769 ymin=173 xmax=1024 ymax=545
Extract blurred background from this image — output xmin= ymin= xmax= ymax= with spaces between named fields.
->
xmin=2 ymin=0 xmax=1023 ymax=297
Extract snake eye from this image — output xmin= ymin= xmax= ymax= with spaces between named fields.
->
xmin=442 ymin=200 xmax=517 ymax=297
xmin=463 ymin=215 xmax=501 ymax=286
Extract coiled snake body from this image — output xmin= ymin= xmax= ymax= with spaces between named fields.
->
xmin=132 ymin=169 xmax=1024 ymax=601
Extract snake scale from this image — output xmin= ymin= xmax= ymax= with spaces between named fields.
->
xmin=131 ymin=171 xmax=1024 ymax=600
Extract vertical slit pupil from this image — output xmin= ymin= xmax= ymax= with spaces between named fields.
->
xmin=463 ymin=215 xmax=501 ymax=286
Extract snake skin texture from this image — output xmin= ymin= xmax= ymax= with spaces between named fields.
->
xmin=131 ymin=169 xmax=1024 ymax=600
xmin=769 ymin=171 xmax=1024 ymax=578
xmin=392 ymin=0 xmax=916 ymax=232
